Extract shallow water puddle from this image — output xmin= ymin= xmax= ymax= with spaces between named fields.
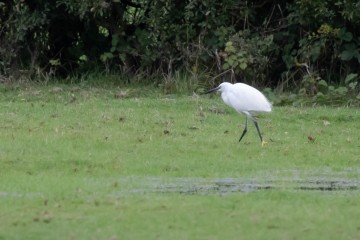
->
xmin=114 ymin=176 xmax=360 ymax=196
xmin=0 ymin=192 xmax=43 ymax=198
xmin=1 ymin=173 xmax=359 ymax=199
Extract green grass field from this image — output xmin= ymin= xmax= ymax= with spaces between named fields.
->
xmin=1 ymin=84 xmax=360 ymax=239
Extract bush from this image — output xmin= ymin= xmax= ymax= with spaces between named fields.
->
xmin=0 ymin=0 xmax=359 ymax=105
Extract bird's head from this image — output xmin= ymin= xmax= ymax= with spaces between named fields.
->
xmin=203 ymin=82 xmax=231 ymax=94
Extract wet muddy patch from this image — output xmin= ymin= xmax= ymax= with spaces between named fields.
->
xmin=113 ymin=175 xmax=360 ymax=196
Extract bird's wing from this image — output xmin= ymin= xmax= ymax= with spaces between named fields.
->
xmin=227 ymin=83 xmax=272 ymax=113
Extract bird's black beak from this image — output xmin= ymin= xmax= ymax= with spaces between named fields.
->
xmin=203 ymin=86 xmax=220 ymax=94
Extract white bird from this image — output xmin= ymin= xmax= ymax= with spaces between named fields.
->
xmin=204 ymin=82 xmax=272 ymax=144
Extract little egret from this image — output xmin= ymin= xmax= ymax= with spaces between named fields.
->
xmin=204 ymin=82 xmax=272 ymax=144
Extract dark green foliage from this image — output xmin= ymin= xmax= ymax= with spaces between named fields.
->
xmin=0 ymin=0 xmax=359 ymax=100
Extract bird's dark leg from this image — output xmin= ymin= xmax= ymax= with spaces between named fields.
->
xmin=249 ymin=116 xmax=263 ymax=143
xmin=238 ymin=115 xmax=248 ymax=142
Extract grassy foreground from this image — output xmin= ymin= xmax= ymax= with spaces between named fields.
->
xmin=0 ymin=84 xmax=360 ymax=240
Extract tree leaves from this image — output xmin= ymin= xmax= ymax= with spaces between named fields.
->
xmin=339 ymin=43 xmax=360 ymax=62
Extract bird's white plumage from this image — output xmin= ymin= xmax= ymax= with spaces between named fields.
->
xmin=204 ymin=81 xmax=272 ymax=144
xmin=218 ymin=82 xmax=272 ymax=114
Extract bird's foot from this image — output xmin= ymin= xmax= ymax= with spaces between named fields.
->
xmin=261 ymin=140 xmax=268 ymax=147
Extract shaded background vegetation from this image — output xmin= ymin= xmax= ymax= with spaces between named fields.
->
xmin=1 ymin=0 xmax=360 ymax=102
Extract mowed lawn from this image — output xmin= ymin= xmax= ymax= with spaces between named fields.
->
xmin=0 ymin=84 xmax=360 ymax=240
